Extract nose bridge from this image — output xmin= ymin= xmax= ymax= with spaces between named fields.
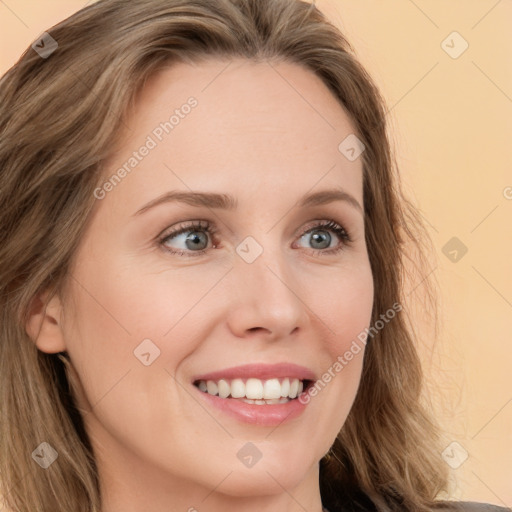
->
xmin=225 ymin=234 xmax=308 ymax=338
xmin=240 ymin=231 xmax=294 ymax=285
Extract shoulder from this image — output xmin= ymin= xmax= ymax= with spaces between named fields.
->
xmin=434 ymin=501 xmax=511 ymax=512
xmin=325 ymin=500 xmax=510 ymax=512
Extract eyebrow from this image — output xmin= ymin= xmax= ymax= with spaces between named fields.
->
xmin=132 ymin=188 xmax=363 ymax=216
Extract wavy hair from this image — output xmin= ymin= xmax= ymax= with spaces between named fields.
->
xmin=0 ymin=0 xmax=453 ymax=510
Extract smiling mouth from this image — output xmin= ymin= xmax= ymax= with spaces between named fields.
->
xmin=193 ymin=377 xmax=313 ymax=405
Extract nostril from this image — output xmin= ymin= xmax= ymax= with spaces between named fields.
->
xmin=247 ymin=327 xmax=266 ymax=333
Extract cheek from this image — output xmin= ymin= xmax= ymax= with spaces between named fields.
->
xmin=60 ymin=262 xmax=205 ymax=464
xmin=297 ymin=259 xmax=373 ymax=427
xmin=61 ymin=253 xmax=226 ymax=407
xmin=317 ymin=260 xmax=374 ymax=354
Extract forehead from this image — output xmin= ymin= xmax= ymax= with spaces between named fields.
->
xmin=102 ymin=58 xmax=363 ymax=213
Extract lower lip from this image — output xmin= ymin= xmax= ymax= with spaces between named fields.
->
xmin=193 ymin=386 xmax=310 ymax=426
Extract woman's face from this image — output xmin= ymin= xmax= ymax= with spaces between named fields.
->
xmin=54 ymin=59 xmax=373 ymax=501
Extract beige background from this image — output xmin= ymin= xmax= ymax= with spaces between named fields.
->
xmin=1 ymin=0 xmax=511 ymax=507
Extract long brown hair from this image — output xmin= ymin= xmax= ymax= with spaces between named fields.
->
xmin=0 ymin=1 xmax=452 ymax=510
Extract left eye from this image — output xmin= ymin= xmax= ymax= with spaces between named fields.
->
xmin=296 ymin=220 xmax=350 ymax=252
xmin=159 ymin=219 xmax=351 ymax=257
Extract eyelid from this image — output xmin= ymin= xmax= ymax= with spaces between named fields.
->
xmin=296 ymin=218 xmax=350 ymax=240
xmin=157 ymin=220 xmax=218 ymax=252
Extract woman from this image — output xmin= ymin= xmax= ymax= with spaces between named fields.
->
xmin=0 ymin=0 xmax=508 ymax=511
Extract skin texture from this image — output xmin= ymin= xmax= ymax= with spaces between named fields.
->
xmin=27 ymin=59 xmax=374 ymax=512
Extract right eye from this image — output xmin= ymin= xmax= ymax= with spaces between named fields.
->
xmin=159 ymin=220 xmax=219 ymax=257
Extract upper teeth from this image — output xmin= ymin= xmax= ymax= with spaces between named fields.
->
xmin=196 ymin=378 xmax=304 ymax=399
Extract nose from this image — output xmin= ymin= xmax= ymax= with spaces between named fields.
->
xmin=225 ymin=246 xmax=310 ymax=341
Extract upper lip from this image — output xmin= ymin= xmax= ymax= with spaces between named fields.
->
xmin=191 ymin=363 xmax=317 ymax=383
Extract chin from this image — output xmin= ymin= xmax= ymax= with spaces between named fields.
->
xmin=214 ymin=465 xmax=311 ymax=498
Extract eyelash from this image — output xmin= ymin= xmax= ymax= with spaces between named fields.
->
xmin=158 ymin=219 xmax=352 ymax=258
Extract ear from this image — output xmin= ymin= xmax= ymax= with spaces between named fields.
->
xmin=25 ymin=289 xmax=67 ymax=353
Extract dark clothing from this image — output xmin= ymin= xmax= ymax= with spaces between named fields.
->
xmin=323 ymin=502 xmax=511 ymax=512
xmin=436 ymin=503 xmax=511 ymax=511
